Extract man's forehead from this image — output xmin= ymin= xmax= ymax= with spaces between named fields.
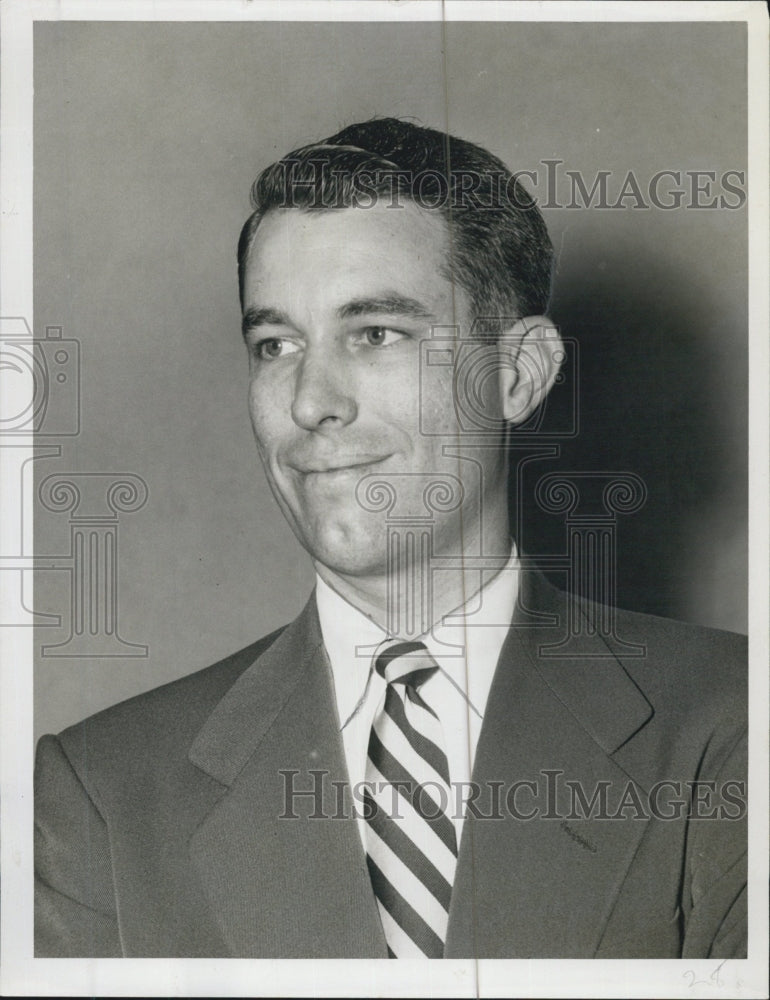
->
xmin=246 ymin=201 xmax=449 ymax=265
xmin=242 ymin=202 xmax=460 ymax=314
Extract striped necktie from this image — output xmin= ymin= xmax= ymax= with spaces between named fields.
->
xmin=364 ymin=640 xmax=458 ymax=958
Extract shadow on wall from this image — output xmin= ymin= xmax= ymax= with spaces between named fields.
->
xmin=512 ymin=242 xmax=747 ymax=626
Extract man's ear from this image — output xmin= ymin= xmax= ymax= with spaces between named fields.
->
xmin=498 ymin=316 xmax=563 ymax=426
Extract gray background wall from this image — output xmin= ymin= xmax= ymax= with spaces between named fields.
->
xmin=33 ymin=20 xmax=747 ymax=739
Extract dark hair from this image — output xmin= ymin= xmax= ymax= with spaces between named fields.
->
xmin=237 ymin=117 xmax=553 ymax=330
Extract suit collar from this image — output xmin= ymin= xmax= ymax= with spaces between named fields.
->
xmin=189 ymin=568 xmax=653 ymax=789
xmin=513 ymin=568 xmax=653 ymax=755
xmin=188 ymin=596 xmax=325 ymax=787
xmin=446 ymin=571 xmax=655 ymax=957
xmin=187 ymin=593 xmax=388 ymax=957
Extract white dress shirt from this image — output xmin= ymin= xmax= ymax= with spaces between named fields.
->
xmin=315 ymin=547 xmax=520 ymax=848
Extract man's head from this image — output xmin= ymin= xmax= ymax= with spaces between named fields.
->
xmin=238 ymin=118 xmax=562 ymax=600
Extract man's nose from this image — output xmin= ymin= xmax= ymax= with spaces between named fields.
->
xmin=291 ymin=349 xmax=358 ymax=430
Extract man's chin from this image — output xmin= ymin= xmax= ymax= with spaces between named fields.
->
xmin=298 ymin=525 xmax=388 ymax=579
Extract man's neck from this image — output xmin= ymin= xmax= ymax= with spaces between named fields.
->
xmin=314 ymin=533 xmax=515 ymax=638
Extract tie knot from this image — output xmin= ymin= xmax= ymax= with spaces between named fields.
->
xmin=374 ymin=640 xmax=438 ymax=689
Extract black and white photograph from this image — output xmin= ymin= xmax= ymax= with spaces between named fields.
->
xmin=1 ymin=1 xmax=767 ymax=996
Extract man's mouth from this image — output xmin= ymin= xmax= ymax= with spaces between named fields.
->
xmin=297 ymin=455 xmax=392 ymax=478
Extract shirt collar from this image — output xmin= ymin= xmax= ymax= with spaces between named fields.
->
xmin=315 ymin=544 xmax=519 ymax=731
xmin=426 ymin=550 xmax=520 ymax=720
xmin=314 ymin=574 xmax=388 ymax=729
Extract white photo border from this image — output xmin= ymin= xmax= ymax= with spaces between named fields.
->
xmin=1 ymin=1 xmax=767 ymax=997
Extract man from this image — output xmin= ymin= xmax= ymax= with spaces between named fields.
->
xmin=35 ymin=118 xmax=747 ymax=959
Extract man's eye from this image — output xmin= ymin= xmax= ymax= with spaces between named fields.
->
xmin=360 ymin=327 xmax=406 ymax=348
xmin=252 ymin=337 xmax=299 ymax=361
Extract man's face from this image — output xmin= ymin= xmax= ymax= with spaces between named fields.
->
xmin=241 ymin=201 xmax=510 ymax=580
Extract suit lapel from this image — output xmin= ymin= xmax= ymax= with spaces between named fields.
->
xmin=446 ymin=570 xmax=655 ymax=957
xmin=187 ymin=596 xmax=387 ymax=958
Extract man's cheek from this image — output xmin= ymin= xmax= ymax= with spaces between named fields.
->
xmin=248 ymin=397 xmax=282 ymax=445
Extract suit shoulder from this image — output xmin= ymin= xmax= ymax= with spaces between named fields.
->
xmin=51 ymin=624 xmax=287 ymax=760
xmin=609 ymin=603 xmax=747 ymax=720
xmin=612 ymin=603 xmax=747 ymax=666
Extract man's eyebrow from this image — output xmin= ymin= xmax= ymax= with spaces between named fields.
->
xmin=337 ymin=295 xmax=435 ymax=320
xmin=241 ymin=306 xmax=289 ymax=337
xmin=241 ymin=295 xmax=435 ymax=338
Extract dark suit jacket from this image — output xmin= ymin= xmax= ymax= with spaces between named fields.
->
xmin=35 ymin=571 xmax=747 ymax=958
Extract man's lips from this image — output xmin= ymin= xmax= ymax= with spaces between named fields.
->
xmin=293 ymin=455 xmax=392 ymax=476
